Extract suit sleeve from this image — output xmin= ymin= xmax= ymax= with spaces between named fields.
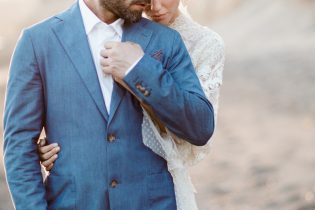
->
xmin=3 ymin=29 xmax=47 ymax=210
xmin=123 ymin=32 xmax=215 ymax=146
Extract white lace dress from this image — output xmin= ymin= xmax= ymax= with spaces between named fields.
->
xmin=142 ymin=13 xmax=225 ymax=210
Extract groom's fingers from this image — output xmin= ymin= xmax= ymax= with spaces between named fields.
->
xmin=100 ymin=49 xmax=110 ymax=58
xmin=100 ymin=57 xmax=113 ymax=75
xmin=104 ymin=41 xmax=118 ymax=49
xmin=100 ymin=57 xmax=111 ymax=68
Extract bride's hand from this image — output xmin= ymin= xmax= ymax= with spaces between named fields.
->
xmin=38 ymin=138 xmax=60 ymax=171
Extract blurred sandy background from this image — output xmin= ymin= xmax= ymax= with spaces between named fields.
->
xmin=1 ymin=0 xmax=315 ymax=209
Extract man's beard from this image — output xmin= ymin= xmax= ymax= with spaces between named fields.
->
xmin=101 ymin=0 xmax=149 ymax=23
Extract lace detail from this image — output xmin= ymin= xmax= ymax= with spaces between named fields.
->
xmin=142 ymin=12 xmax=225 ymax=210
xmin=170 ymin=13 xmax=225 ymax=120
xmin=142 ymin=111 xmax=198 ymax=210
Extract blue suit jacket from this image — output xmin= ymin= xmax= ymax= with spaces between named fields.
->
xmin=3 ymin=2 xmax=214 ymax=210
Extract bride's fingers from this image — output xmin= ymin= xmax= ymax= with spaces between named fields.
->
xmin=38 ymin=143 xmax=58 ymax=154
xmin=40 ymin=146 xmax=60 ymax=161
xmin=45 ymin=163 xmax=54 ymax=171
xmin=42 ymin=154 xmax=58 ymax=167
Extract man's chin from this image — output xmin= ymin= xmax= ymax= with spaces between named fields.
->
xmin=123 ymin=11 xmax=143 ymax=23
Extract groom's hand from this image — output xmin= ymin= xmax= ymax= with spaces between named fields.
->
xmin=100 ymin=41 xmax=144 ymax=79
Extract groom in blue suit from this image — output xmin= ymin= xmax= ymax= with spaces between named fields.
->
xmin=3 ymin=0 xmax=214 ymax=209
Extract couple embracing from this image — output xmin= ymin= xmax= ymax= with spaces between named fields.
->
xmin=3 ymin=0 xmax=224 ymax=209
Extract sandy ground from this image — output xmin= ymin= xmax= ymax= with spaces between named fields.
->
xmin=1 ymin=0 xmax=315 ymax=210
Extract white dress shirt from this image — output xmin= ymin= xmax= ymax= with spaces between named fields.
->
xmin=79 ymin=0 xmax=140 ymax=113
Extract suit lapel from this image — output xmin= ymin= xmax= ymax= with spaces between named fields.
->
xmin=51 ymin=3 xmax=109 ymax=121
xmin=122 ymin=20 xmax=153 ymax=51
xmin=108 ymin=20 xmax=153 ymax=124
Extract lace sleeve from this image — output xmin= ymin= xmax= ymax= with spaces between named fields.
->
xmin=193 ymin=29 xmax=225 ymax=122
xmin=166 ymin=29 xmax=225 ymax=167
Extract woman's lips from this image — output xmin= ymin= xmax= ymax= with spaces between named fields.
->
xmin=151 ymin=13 xmax=168 ymax=20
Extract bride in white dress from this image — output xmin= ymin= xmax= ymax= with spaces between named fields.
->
xmin=142 ymin=1 xmax=225 ymax=209
xmin=38 ymin=1 xmax=225 ymax=209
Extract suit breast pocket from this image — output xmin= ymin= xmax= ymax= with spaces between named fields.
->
xmin=147 ymin=171 xmax=177 ymax=210
xmin=45 ymin=174 xmax=76 ymax=210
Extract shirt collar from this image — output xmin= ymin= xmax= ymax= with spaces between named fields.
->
xmin=79 ymin=0 xmax=124 ymax=37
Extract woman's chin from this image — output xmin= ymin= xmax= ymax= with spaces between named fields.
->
xmin=152 ymin=17 xmax=170 ymax=26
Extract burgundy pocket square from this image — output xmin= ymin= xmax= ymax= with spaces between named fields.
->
xmin=151 ymin=50 xmax=163 ymax=61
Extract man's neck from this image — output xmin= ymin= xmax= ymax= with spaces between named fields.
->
xmin=83 ymin=0 xmax=119 ymax=24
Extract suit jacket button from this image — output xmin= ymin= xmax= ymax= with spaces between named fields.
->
xmin=139 ymin=86 xmax=146 ymax=92
xmin=143 ymin=90 xmax=150 ymax=97
xmin=136 ymin=83 xmax=146 ymax=92
xmin=136 ymin=83 xmax=142 ymax=90
xmin=111 ymin=180 xmax=118 ymax=188
xmin=107 ymin=134 xmax=116 ymax=142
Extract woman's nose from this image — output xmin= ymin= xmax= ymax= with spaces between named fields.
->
xmin=151 ymin=0 xmax=162 ymax=12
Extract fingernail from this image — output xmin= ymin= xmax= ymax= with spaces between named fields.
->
xmin=56 ymin=147 xmax=60 ymax=151
xmin=55 ymin=154 xmax=58 ymax=158
xmin=52 ymin=143 xmax=58 ymax=147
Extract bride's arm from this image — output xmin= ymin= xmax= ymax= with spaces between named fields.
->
xmin=194 ymin=31 xmax=225 ymax=123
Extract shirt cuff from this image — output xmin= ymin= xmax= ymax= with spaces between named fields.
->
xmin=125 ymin=55 xmax=144 ymax=76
